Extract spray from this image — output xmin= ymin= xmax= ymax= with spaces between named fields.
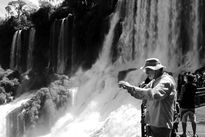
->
xmin=37 ymin=0 xmax=142 ymax=137
xmin=0 ymin=93 xmax=33 ymax=137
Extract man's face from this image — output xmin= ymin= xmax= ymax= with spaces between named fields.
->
xmin=145 ymin=68 xmax=155 ymax=80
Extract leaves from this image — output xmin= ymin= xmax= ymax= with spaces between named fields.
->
xmin=4 ymin=0 xmax=38 ymax=29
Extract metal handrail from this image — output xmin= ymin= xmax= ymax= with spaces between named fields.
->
xmin=195 ymin=87 xmax=205 ymax=107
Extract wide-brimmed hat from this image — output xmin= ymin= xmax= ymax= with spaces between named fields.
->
xmin=140 ymin=58 xmax=165 ymax=70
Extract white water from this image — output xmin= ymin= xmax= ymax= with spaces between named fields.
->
xmin=37 ymin=1 xmax=142 ymax=137
xmin=10 ymin=28 xmax=36 ymax=72
xmin=57 ymin=18 xmax=66 ymax=74
xmin=70 ymin=87 xmax=78 ymax=106
xmin=0 ymin=93 xmax=33 ymax=137
xmin=10 ymin=30 xmax=22 ymax=70
xmin=119 ymin=0 xmax=201 ymax=75
xmin=16 ymin=30 xmax=22 ymax=71
xmin=10 ymin=31 xmax=18 ymax=69
xmin=184 ymin=0 xmax=200 ymax=71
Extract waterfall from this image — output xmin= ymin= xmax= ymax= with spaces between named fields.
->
xmin=10 ymin=28 xmax=35 ymax=72
xmin=34 ymin=0 xmax=141 ymax=137
xmin=16 ymin=30 xmax=22 ymax=71
xmin=6 ymin=0 xmax=203 ymax=137
xmin=10 ymin=31 xmax=18 ymax=69
xmin=185 ymin=0 xmax=200 ymax=71
xmin=0 ymin=94 xmax=33 ymax=137
xmin=118 ymin=0 xmax=201 ymax=75
xmin=10 ymin=30 xmax=22 ymax=70
xmin=27 ymin=28 xmax=36 ymax=70
xmin=49 ymin=14 xmax=73 ymax=74
xmin=57 ymin=18 xmax=66 ymax=74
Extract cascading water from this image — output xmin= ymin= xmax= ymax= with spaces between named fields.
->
xmin=0 ymin=94 xmax=33 ymax=137
xmin=10 ymin=31 xmax=18 ymax=69
xmin=119 ymin=0 xmax=201 ymax=73
xmin=16 ymin=30 xmax=22 ymax=71
xmin=5 ymin=0 xmax=204 ymax=137
xmin=183 ymin=0 xmax=200 ymax=71
xmin=57 ymin=18 xmax=66 ymax=74
xmin=27 ymin=28 xmax=36 ymax=70
xmin=10 ymin=28 xmax=36 ymax=72
xmin=49 ymin=14 xmax=73 ymax=74
xmin=10 ymin=30 xmax=22 ymax=70
xmin=35 ymin=1 xmax=142 ymax=137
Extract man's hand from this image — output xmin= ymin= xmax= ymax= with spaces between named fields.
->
xmin=118 ymin=81 xmax=131 ymax=89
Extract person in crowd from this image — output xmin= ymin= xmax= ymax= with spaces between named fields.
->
xmin=179 ymin=74 xmax=197 ymax=137
xmin=119 ymin=58 xmax=177 ymax=137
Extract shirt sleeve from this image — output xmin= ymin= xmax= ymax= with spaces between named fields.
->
xmin=148 ymin=80 xmax=173 ymax=100
xmin=127 ymin=87 xmax=145 ymax=99
xmin=127 ymin=80 xmax=153 ymax=100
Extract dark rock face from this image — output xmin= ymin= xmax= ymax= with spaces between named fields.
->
xmin=31 ymin=7 xmax=51 ymax=73
xmin=0 ymin=18 xmax=16 ymax=69
xmin=72 ymin=0 xmax=119 ymax=70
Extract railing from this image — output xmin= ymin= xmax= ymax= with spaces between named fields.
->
xmin=195 ymin=87 xmax=205 ymax=108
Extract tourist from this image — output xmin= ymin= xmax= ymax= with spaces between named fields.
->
xmin=119 ymin=58 xmax=177 ymax=137
xmin=179 ymin=74 xmax=197 ymax=137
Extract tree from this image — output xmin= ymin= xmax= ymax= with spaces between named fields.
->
xmin=5 ymin=0 xmax=38 ymax=19
xmin=6 ymin=0 xmax=27 ymax=20
xmin=5 ymin=5 xmax=14 ymax=17
xmin=5 ymin=0 xmax=38 ymax=29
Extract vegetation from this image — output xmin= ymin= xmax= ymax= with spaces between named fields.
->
xmin=4 ymin=0 xmax=37 ymax=29
xmin=21 ymin=78 xmax=71 ymax=133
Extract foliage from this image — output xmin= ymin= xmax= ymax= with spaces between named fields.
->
xmin=4 ymin=0 xmax=38 ymax=29
xmin=20 ymin=78 xmax=71 ymax=129
xmin=62 ymin=0 xmax=96 ymax=15
xmin=39 ymin=1 xmax=53 ymax=9
xmin=6 ymin=0 xmax=37 ymax=17
xmin=22 ymin=90 xmax=44 ymax=128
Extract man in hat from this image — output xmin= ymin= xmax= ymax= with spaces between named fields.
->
xmin=119 ymin=58 xmax=177 ymax=137
xmin=179 ymin=73 xmax=197 ymax=137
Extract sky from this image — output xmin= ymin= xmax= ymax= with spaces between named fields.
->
xmin=0 ymin=0 xmax=11 ymax=18
xmin=0 ymin=0 xmax=39 ymax=18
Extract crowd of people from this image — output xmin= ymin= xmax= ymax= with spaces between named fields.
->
xmin=178 ymin=71 xmax=205 ymax=92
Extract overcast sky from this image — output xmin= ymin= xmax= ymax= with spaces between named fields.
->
xmin=0 ymin=0 xmax=10 ymax=18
